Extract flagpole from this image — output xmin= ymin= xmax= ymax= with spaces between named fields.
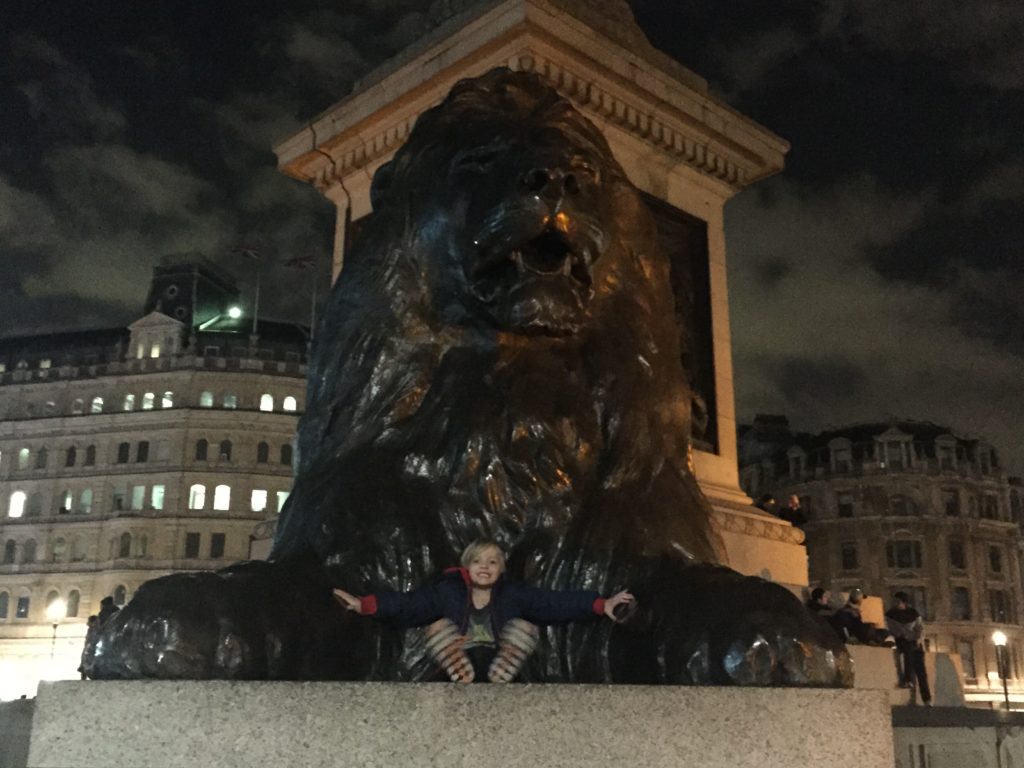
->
xmin=252 ymin=263 xmax=261 ymax=337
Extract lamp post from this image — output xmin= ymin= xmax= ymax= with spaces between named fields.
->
xmin=993 ymin=630 xmax=1011 ymax=711
xmin=46 ymin=598 xmax=66 ymax=661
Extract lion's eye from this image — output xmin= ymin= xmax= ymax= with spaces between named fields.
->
xmin=570 ymin=157 xmax=600 ymax=183
xmin=450 ymin=146 xmax=502 ymax=175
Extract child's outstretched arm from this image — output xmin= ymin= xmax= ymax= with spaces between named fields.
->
xmin=332 ymin=584 xmax=446 ymax=628
xmin=516 ymin=585 xmax=635 ymax=624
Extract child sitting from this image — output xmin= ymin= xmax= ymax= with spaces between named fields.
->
xmin=334 ymin=538 xmax=634 ymax=683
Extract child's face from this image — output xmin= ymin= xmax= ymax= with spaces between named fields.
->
xmin=467 ymin=546 xmax=504 ymax=588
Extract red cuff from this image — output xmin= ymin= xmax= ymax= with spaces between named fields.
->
xmin=592 ymin=597 xmax=606 ymax=616
xmin=360 ymin=595 xmax=378 ymax=616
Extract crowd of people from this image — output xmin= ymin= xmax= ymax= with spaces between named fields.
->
xmin=806 ymin=586 xmax=931 ymax=705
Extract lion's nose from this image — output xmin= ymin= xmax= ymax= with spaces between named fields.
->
xmin=521 ymin=167 xmax=580 ymax=197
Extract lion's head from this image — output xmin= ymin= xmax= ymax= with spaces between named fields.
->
xmin=364 ymin=69 xmax=642 ymax=337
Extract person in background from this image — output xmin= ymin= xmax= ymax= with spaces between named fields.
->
xmin=77 ymin=615 xmax=100 ymax=680
xmin=886 ymin=591 xmax=931 ymax=706
xmin=806 ymin=587 xmax=831 ymax=615
xmin=778 ymin=494 xmax=807 ymax=527
xmin=829 ymin=588 xmax=889 ymax=646
xmin=754 ymin=494 xmax=777 ymax=514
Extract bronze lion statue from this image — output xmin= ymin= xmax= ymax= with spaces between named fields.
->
xmin=87 ymin=69 xmax=850 ymax=686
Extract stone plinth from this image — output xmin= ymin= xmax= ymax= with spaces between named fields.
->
xmin=28 ymin=681 xmax=893 ymax=768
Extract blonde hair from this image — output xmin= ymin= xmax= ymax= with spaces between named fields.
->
xmin=460 ymin=538 xmax=506 ymax=571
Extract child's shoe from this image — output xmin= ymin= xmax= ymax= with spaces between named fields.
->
xmin=488 ymin=619 xmax=539 ymax=683
xmin=425 ymin=619 xmax=474 ymax=683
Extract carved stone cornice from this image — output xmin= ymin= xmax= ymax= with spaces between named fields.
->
xmin=711 ymin=506 xmax=807 ymax=546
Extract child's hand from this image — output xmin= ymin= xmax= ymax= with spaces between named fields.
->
xmin=604 ymin=590 xmax=635 ymax=622
xmin=333 ymin=588 xmax=362 ymax=612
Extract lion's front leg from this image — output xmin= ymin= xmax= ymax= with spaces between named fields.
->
xmin=84 ymin=558 xmax=380 ymax=680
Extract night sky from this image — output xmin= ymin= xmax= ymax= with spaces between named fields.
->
xmin=2 ymin=1 xmax=1022 ymax=471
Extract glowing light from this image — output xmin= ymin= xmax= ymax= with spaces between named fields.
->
xmin=993 ymin=630 xmax=1008 ymax=647
xmin=227 ymin=306 xmax=242 ymax=319
xmin=46 ymin=598 xmax=66 ymax=622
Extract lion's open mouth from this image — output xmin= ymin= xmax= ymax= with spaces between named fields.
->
xmin=472 ymin=225 xmax=593 ymax=301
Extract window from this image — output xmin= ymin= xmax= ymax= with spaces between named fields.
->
xmin=989 ymin=546 xmax=1003 ymax=574
xmin=276 ymin=490 xmax=290 ymax=513
xmin=184 ymin=532 xmax=201 ymax=559
xmin=162 ymin=391 xmax=174 ymax=408
xmin=71 ymin=537 xmax=86 ymax=561
xmin=17 ymin=448 xmax=29 ymax=470
xmin=136 ymin=441 xmax=149 ymax=463
xmin=199 ymin=391 xmax=214 ymax=408
xmin=59 ymin=491 xmax=72 ymax=513
xmin=280 ymin=444 xmax=293 ymax=466
xmin=72 ymin=398 xmax=84 ymax=414
xmin=26 ymin=494 xmax=41 ymax=516
xmin=949 ymin=540 xmax=966 ymax=570
xmin=35 ymin=447 xmax=48 ymax=469
xmin=39 ymin=358 xmax=51 ymax=369
xmin=84 ymin=445 xmax=96 ymax=466
xmin=119 ymin=532 xmax=132 ymax=558
xmin=886 ymin=540 xmax=923 ymax=569
xmin=15 ymin=596 xmax=29 ymax=619
xmin=250 ymin=489 xmax=268 ymax=512
xmin=139 ymin=535 xmax=148 ymax=557
xmin=116 ymin=442 xmax=130 ymax=464
xmin=840 ymin=542 xmax=858 ymax=571
xmin=213 ymin=484 xmax=231 ymax=511
xmin=113 ymin=585 xmax=127 ymax=606
xmin=7 ymin=491 xmax=26 ymax=518
xmin=223 ymin=394 xmax=237 ymax=409
xmin=142 ymin=392 xmax=155 ymax=410
xmin=837 ymin=493 xmax=854 ymax=518
xmin=65 ymin=446 xmax=77 ymax=467
xmin=259 ymin=394 xmax=274 ymax=412
xmin=111 ymin=484 xmax=127 ymax=511
xmin=219 ymin=440 xmax=232 ymax=461
xmin=130 ymin=485 xmax=145 ymax=511
xmin=3 ymin=540 xmax=15 ymax=564
xmin=883 ymin=441 xmax=905 ymax=470
xmin=283 ymin=396 xmax=297 ymax=412
xmin=79 ymin=489 xmax=93 ymax=514
xmin=188 ymin=484 xmax=206 ymax=510
xmin=889 ymin=495 xmax=916 ymax=516
xmin=123 ymin=394 xmax=135 ymax=411
xmin=989 ymin=589 xmax=1014 ymax=623
xmin=958 ymin=640 xmax=976 ymax=679
xmin=150 ymin=343 xmax=161 ymax=358
xmin=151 ymin=485 xmax=165 ymax=511
xmin=195 ymin=439 xmax=208 ymax=461
xmin=66 ymin=590 xmax=80 ymax=618
xmin=940 ymin=490 xmax=958 ymax=516
xmin=90 ymin=396 xmax=104 ymax=413
xmin=951 ymin=587 xmax=971 ymax=620
xmin=22 ymin=539 xmax=36 ymax=564
xmin=204 ymin=346 xmax=220 ymax=356
xmin=256 ymin=442 xmax=269 ymax=463
xmin=982 ymin=496 xmax=1000 ymax=521
xmin=0 ymin=592 xmax=7 ymax=619
xmin=51 ymin=538 xmax=66 ymax=562
xmin=210 ymin=533 xmax=226 ymax=559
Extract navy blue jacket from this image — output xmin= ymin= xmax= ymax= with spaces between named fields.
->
xmin=359 ymin=568 xmax=605 ymax=633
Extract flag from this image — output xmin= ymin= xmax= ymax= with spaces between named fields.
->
xmin=283 ymin=254 xmax=316 ymax=270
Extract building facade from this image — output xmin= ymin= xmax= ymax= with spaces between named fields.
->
xmin=740 ymin=416 xmax=1024 ymax=708
xmin=0 ymin=258 xmax=306 ymax=699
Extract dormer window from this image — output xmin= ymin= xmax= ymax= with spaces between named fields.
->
xmin=829 ymin=438 xmax=852 ymax=473
xmin=787 ymin=446 xmax=806 ymax=479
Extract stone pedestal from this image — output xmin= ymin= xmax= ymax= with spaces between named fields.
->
xmin=27 ymin=681 xmax=893 ymax=768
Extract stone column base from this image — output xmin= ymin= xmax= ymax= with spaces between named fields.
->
xmin=27 ymin=681 xmax=893 ymax=768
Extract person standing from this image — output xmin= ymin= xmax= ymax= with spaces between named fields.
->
xmin=886 ymin=591 xmax=931 ymax=705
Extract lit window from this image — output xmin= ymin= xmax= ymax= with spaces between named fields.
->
xmin=250 ymin=489 xmax=268 ymax=512
xmin=150 ymin=343 xmax=161 ymax=358
xmin=259 ymin=394 xmax=274 ymax=412
xmin=7 ymin=491 xmax=26 ymax=518
xmin=79 ymin=489 xmax=93 ymax=514
xmin=136 ymin=343 xmax=145 ymax=359
xmin=131 ymin=486 xmax=145 ymax=510
xmin=188 ymin=484 xmax=206 ymax=510
xmin=151 ymin=485 xmax=165 ymax=510
xmin=162 ymin=391 xmax=174 ymax=408
xmin=142 ymin=392 xmax=155 ymax=410
xmin=123 ymin=394 xmax=135 ymax=411
xmin=39 ymin=359 xmax=51 ymax=369
xmin=223 ymin=394 xmax=237 ymax=409
xmin=199 ymin=391 xmax=214 ymax=408
xmin=283 ymin=396 xmax=297 ymax=412
xmin=91 ymin=396 xmax=104 ymax=413
xmin=60 ymin=491 xmax=72 ymax=512
xmin=17 ymin=448 xmax=29 ymax=470
xmin=16 ymin=596 xmax=30 ymax=619
xmin=276 ymin=490 xmax=290 ymax=513
xmin=213 ymin=484 xmax=231 ymax=511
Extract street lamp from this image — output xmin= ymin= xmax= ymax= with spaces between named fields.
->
xmin=993 ymin=630 xmax=1010 ymax=711
xmin=46 ymin=598 xmax=66 ymax=661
